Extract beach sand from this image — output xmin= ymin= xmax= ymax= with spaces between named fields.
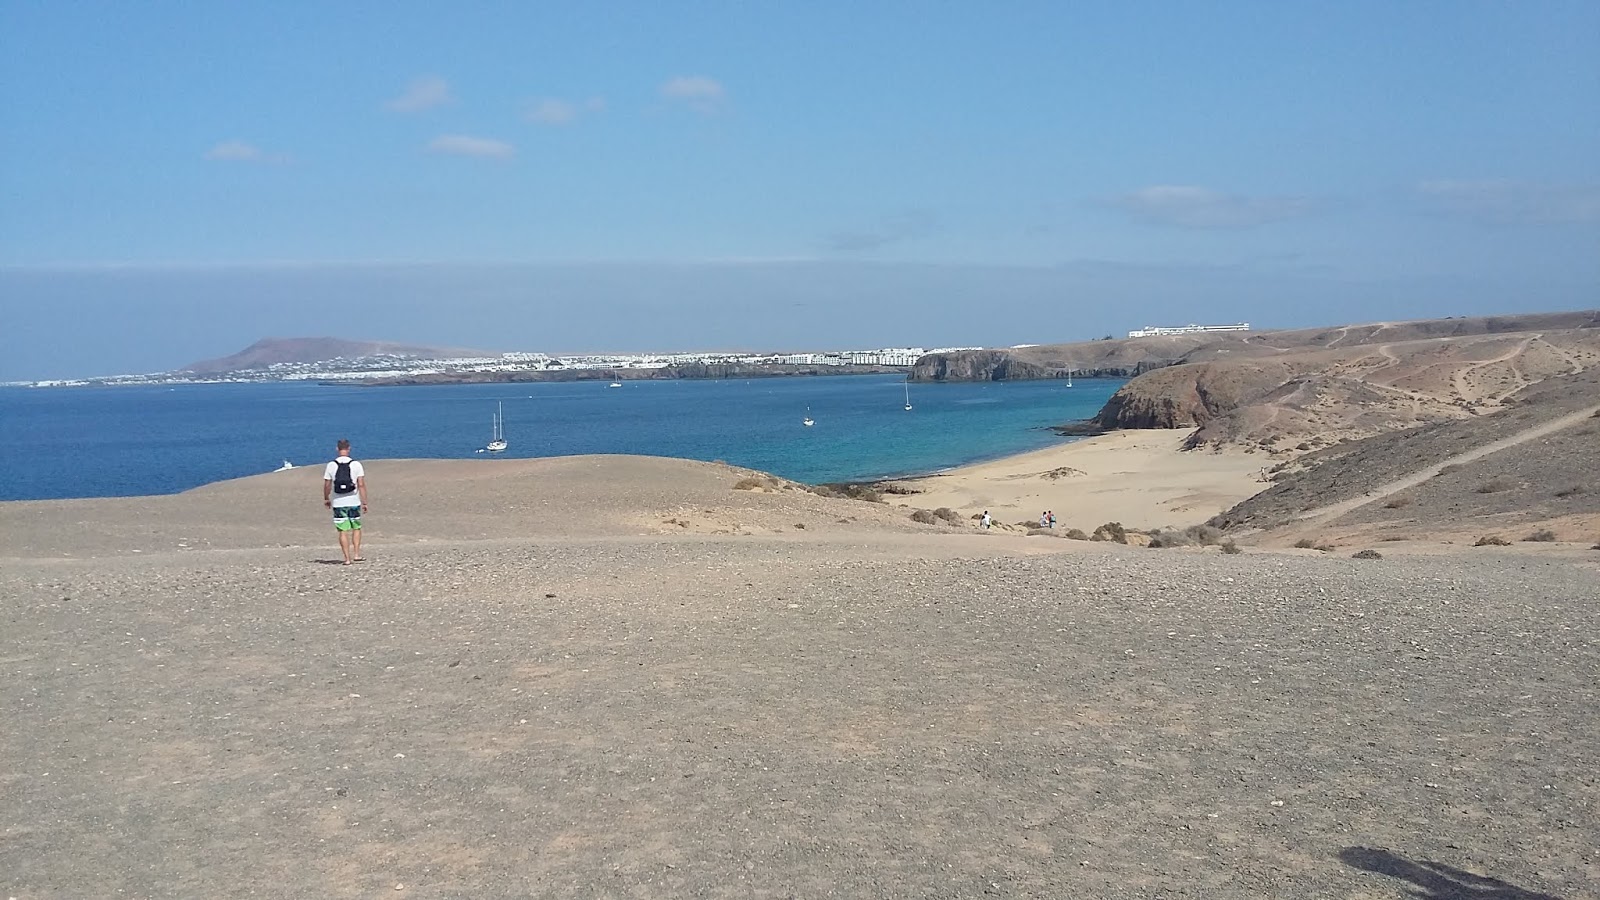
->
xmin=3 ymin=454 xmax=1597 ymax=898
xmin=895 ymin=429 xmax=1270 ymax=531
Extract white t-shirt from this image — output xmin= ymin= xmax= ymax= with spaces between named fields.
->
xmin=324 ymin=456 xmax=366 ymax=508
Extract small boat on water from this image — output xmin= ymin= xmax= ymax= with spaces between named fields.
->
xmin=485 ymin=402 xmax=508 ymax=452
xmin=903 ymin=379 xmax=913 ymax=411
xmin=803 ymin=406 xmax=815 ymax=427
xmin=274 ymin=460 xmax=295 ymax=472
xmin=608 ymin=382 xmax=622 ymax=388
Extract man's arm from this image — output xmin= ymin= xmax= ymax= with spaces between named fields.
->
xmin=356 ymin=476 xmax=368 ymax=509
xmin=323 ymin=473 xmax=333 ymax=507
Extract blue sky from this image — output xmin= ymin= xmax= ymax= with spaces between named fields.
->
xmin=2 ymin=1 xmax=1597 ymax=379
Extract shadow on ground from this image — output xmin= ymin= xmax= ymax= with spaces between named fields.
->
xmin=1339 ymin=847 xmax=1564 ymax=900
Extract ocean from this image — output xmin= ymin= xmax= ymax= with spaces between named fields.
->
xmin=0 ymin=375 xmax=1123 ymax=501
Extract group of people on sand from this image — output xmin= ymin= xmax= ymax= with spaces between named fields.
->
xmin=977 ymin=509 xmax=1059 ymax=531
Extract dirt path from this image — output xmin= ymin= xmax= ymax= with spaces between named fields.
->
xmin=1278 ymin=401 xmax=1600 ymax=533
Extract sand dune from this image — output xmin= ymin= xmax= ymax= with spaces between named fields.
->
xmin=4 ymin=455 xmax=1597 ymax=898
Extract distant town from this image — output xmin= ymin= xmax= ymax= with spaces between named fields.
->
xmin=18 ymin=345 xmax=981 ymax=388
xmin=16 ymin=321 xmax=1256 ymax=387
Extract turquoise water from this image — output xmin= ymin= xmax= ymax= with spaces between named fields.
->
xmin=0 ymin=375 xmax=1122 ymax=500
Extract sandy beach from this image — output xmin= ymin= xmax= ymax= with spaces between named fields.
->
xmin=3 ymin=454 xmax=1598 ymax=898
xmin=895 ymin=429 xmax=1269 ymax=531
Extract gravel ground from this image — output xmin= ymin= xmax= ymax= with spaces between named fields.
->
xmin=4 ymin=526 xmax=1597 ymax=899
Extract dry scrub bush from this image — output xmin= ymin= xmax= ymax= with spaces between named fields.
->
xmin=1474 ymin=535 xmax=1511 ymax=547
xmin=1523 ymin=529 xmax=1557 ymax=542
xmin=1219 ymin=540 xmax=1242 ymax=555
xmin=1554 ymin=485 xmax=1588 ymax=498
xmin=933 ymin=507 xmax=964 ymax=526
xmin=733 ymin=476 xmax=774 ymax=491
xmin=1383 ymin=496 xmax=1413 ymax=509
xmin=1475 ymin=479 xmax=1514 ymax=494
xmin=1145 ymin=529 xmax=1191 ymax=549
xmin=1091 ymin=522 xmax=1128 ymax=543
xmin=1294 ymin=538 xmax=1317 ymax=549
xmin=1064 ymin=528 xmax=1089 ymax=541
xmin=807 ymin=484 xmax=883 ymax=502
xmin=1352 ymin=549 xmax=1383 ymax=560
xmin=909 ymin=509 xmax=938 ymax=525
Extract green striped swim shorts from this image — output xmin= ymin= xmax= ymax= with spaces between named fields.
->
xmin=332 ymin=506 xmax=363 ymax=531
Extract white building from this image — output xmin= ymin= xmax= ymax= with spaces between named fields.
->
xmin=1127 ymin=323 xmax=1251 ymax=338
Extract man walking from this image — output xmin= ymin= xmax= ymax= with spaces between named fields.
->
xmin=323 ymin=439 xmax=368 ymax=565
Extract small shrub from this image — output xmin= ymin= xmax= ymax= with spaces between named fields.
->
xmin=793 ymin=523 xmax=806 ymax=530
xmin=1064 ymin=528 xmax=1089 ymax=541
xmin=1474 ymin=535 xmax=1512 ymax=547
xmin=909 ymin=509 xmax=938 ymax=525
xmin=1523 ymin=529 xmax=1557 ymax=542
xmin=1383 ymin=496 xmax=1413 ymax=509
xmin=1554 ymin=485 xmax=1587 ymax=498
xmin=1352 ymin=549 xmax=1383 ymax=560
xmin=733 ymin=477 xmax=768 ymax=491
xmin=1185 ymin=524 xmax=1222 ymax=546
xmin=1146 ymin=529 xmax=1189 ymax=549
xmin=1315 ymin=543 xmax=1336 ymax=552
xmin=1219 ymin=540 xmax=1242 ymax=555
xmin=1294 ymin=538 xmax=1317 ymax=549
xmin=933 ymin=507 xmax=964 ymax=526
xmin=1091 ymin=522 xmax=1128 ymax=544
xmin=1475 ymin=479 xmax=1514 ymax=494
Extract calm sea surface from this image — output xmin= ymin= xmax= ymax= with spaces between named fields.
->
xmin=0 ymin=375 xmax=1123 ymax=501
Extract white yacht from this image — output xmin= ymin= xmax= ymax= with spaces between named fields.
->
xmin=485 ymin=402 xmax=508 ymax=452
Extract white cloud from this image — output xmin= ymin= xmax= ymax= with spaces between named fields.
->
xmin=1110 ymin=186 xmax=1316 ymax=229
xmin=526 ymin=96 xmax=605 ymax=126
xmin=204 ymin=140 xmax=262 ymax=162
xmin=1417 ymin=180 xmax=1600 ymax=225
xmin=527 ymin=98 xmax=576 ymax=125
xmin=203 ymin=140 xmax=288 ymax=164
xmin=426 ymin=134 xmax=514 ymax=159
xmin=386 ymin=76 xmax=454 ymax=113
xmin=660 ymin=75 xmax=726 ymax=113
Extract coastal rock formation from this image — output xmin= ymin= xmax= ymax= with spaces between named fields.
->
xmin=914 ymin=309 xmax=1600 ymax=385
xmin=1075 ymin=310 xmax=1600 ymax=452
xmin=1091 ymin=362 xmax=1293 ymax=430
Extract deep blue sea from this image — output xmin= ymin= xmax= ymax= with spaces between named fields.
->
xmin=0 ymin=375 xmax=1122 ymax=501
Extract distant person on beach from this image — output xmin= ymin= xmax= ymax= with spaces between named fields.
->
xmin=1040 ymin=511 xmax=1049 ymax=528
xmin=323 ymin=439 xmax=368 ymax=565
xmin=981 ymin=510 xmax=992 ymax=530
xmin=1048 ymin=511 xmax=1056 ymax=529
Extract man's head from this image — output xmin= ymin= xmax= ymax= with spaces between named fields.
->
xmin=337 ymin=439 xmax=351 ymax=456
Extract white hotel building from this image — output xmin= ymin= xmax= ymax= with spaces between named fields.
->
xmin=1127 ymin=323 xmax=1251 ymax=338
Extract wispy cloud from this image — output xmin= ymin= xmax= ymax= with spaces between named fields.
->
xmin=386 ymin=76 xmax=454 ymax=113
xmin=1417 ymin=179 xmax=1600 ymax=225
xmin=203 ymin=140 xmax=288 ymax=164
xmin=426 ymin=134 xmax=514 ymax=159
xmin=660 ymin=75 xmax=726 ymax=114
xmin=526 ymin=96 xmax=605 ymax=126
xmin=1110 ymin=185 xmax=1316 ymax=228
xmin=824 ymin=211 xmax=938 ymax=254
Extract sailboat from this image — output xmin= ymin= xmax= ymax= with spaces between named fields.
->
xmin=803 ymin=406 xmax=814 ymax=427
xmin=903 ymin=379 xmax=913 ymax=411
xmin=1065 ymin=367 xmax=1073 ymax=388
xmin=485 ymin=402 xmax=508 ymax=452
